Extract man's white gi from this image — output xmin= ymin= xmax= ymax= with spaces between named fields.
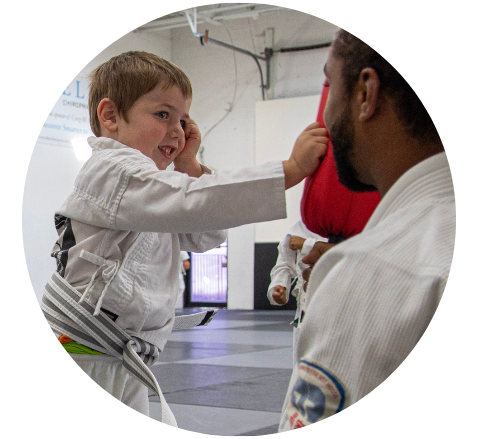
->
xmin=279 ymin=152 xmax=455 ymax=430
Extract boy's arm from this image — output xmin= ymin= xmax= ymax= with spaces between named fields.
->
xmin=111 ymin=159 xmax=286 ymax=233
xmin=178 ymin=230 xmax=227 ymax=253
xmin=77 ymin=122 xmax=325 ymax=234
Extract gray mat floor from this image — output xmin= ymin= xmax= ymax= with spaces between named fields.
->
xmin=149 ymin=309 xmax=295 ymax=436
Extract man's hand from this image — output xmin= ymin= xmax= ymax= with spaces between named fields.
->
xmin=301 ymin=241 xmax=337 ymax=290
xmin=289 ymin=235 xmax=306 ymax=251
xmin=174 ymin=120 xmax=203 ymax=177
xmin=272 ymin=285 xmax=287 ymax=305
xmin=282 ymin=122 xmax=329 ymax=189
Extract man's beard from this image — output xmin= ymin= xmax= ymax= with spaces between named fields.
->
xmin=329 ymin=108 xmax=377 ymax=193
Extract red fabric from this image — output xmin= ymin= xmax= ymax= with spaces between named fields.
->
xmin=59 ymin=334 xmax=73 ymax=344
xmin=300 ymin=79 xmax=381 ymax=239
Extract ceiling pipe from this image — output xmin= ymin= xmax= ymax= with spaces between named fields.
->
xmin=199 ymin=30 xmax=272 ymax=100
xmin=277 ymin=42 xmax=332 ymax=53
xmin=197 ymin=33 xmax=332 ymax=99
xmin=134 ymin=5 xmax=282 ymax=33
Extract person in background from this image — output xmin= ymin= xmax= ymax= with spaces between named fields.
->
xmin=176 ymin=251 xmax=190 ymax=309
xmin=267 ymin=220 xmax=330 ymax=367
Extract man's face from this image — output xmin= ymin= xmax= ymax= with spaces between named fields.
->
xmin=323 ymin=52 xmax=376 ymax=192
xmin=115 ymin=84 xmax=192 ymax=170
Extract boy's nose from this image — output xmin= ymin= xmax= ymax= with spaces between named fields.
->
xmin=169 ymin=126 xmax=183 ymax=139
xmin=169 ymin=123 xmax=184 ymax=139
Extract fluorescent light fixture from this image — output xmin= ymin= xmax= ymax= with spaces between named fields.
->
xmin=336 ymin=23 xmax=478 ymax=29
xmin=71 ymin=137 xmax=91 ymax=161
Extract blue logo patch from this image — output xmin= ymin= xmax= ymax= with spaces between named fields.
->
xmin=291 ymin=378 xmax=326 ymax=423
xmin=287 ymin=360 xmax=348 ymax=430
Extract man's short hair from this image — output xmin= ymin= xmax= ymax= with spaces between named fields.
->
xmin=332 ymin=30 xmax=440 ymax=145
xmin=88 ymin=51 xmax=193 ymax=136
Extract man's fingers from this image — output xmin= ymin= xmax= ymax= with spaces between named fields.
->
xmin=302 ymin=249 xmax=322 ymax=268
xmin=302 ymin=268 xmax=312 ymax=292
xmin=302 ymin=267 xmax=311 ymax=283
xmin=302 ymin=247 xmax=321 ymax=266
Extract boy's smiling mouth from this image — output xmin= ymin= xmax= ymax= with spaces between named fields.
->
xmin=159 ymin=145 xmax=175 ymax=159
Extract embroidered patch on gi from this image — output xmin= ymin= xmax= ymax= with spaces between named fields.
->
xmin=287 ymin=360 xmax=345 ymax=429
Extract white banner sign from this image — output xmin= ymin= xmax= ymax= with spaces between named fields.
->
xmin=37 ymin=76 xmax=93 ymax=159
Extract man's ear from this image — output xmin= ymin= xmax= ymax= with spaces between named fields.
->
xmin=355 ymin=67 xmax=380 ymax=122
xmin=97 ymin=98 xmax=119 ymax=133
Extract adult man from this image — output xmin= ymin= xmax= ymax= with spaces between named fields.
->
xmin=279 ymin=29 xmax=455 ymax=431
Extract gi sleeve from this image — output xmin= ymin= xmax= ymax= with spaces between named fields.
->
xmin=58 ymin=149 xmax=287 ymax=234
xmin=179 ymin=251 xmax=190 ymax=262
xmin=116 ymin=161 xmax=287 ymax=233
xmin=267 ymin=234 xmax=298 ymax=305
xmin=178 ymin=230 xmax=227 ymax=253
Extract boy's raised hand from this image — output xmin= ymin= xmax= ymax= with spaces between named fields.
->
xmin=174 ymin=119 xmax=203 ymax=177
xmin=282 ymin=122 xmax=329 ymax=189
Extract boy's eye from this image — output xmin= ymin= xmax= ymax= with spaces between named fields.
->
xmin=156 ymin=111 xmax=168 ymax=119
xmin=180 ymin=120 xmax=186 ymax=130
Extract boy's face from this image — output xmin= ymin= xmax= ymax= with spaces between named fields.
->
xmin=115 ymin=84 xmax=192 ymax=170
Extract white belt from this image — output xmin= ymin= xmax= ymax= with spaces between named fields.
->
xmin=41 ymin=271 xmax=217 ymax=427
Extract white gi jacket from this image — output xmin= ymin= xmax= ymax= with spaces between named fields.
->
xmin=267 ymin=221 xmax=326 ymax=323
xmin=52 ymin=136 xmax=287 ymax=350
xmin=279 ymin=152 xmax=455 ymax=430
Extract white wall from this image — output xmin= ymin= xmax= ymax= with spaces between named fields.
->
xmin=168 ymin=8 xmax=337 ymax=308
xmin=254 ymin=94 xmax=321 ymax=243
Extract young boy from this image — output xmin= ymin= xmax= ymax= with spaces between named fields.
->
xmin=41 ymin=51 xmax=328 ymax=425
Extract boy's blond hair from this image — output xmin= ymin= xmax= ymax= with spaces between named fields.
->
xmin=88 ymin=51 xmax=193 ymax=137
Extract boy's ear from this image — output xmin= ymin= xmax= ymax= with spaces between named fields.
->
xmin=97 ymin=98 xmax=119 ymax=133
